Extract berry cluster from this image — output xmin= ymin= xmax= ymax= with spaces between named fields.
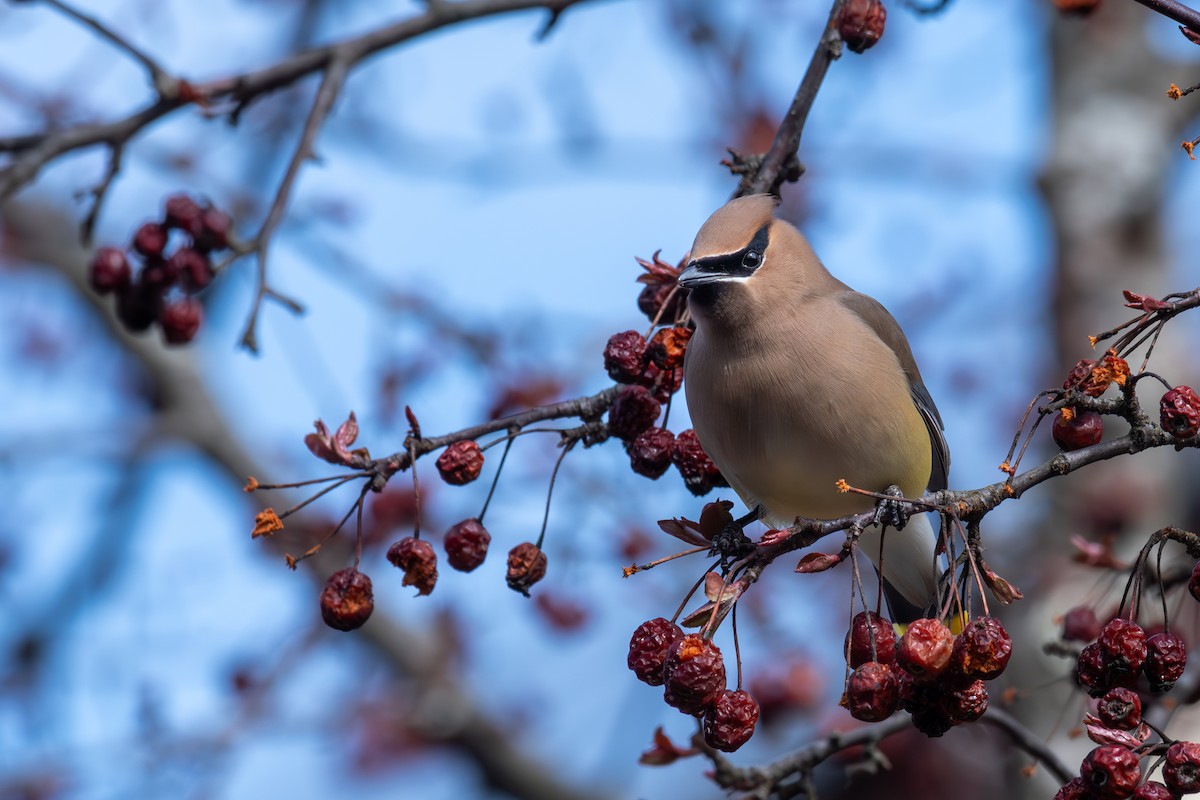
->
xmin=1055 ymin=741 xmax=1200 ymax=798
xmin=841 ymin=614 xmax=1011 ymax=737
xmin=603 ymin=329 xmax=727 ymax=496
xmin=88 ymin=194 xmax=232 ymax=345
xmin=1074 ymin=616 xmax=1187 ymax=697
xmin=627 ymin=618 xmax=760 ymax=752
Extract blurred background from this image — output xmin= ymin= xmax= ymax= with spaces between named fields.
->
xmin=3 ymin=0 xmax=1200 ymax=798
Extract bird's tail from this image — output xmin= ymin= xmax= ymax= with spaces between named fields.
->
xmin=857 ymin=513 xmax=940 ymax=625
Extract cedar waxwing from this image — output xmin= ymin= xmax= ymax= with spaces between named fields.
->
xmin=678 ymin=194 xmax=949 ymax=621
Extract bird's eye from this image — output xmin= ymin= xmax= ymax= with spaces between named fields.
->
xmin=742 ymin=250 xmax=762 ymax=269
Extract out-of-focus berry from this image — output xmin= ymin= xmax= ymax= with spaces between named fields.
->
xmin=444 ymin=518 xmax=490 ymax=572
xmin=1160 ymin=386 xmax=1200 ymax=439
xmin=1053 ymin=778 xmax=1093 ymax=800
xmin=1164 ymin=741 xmax=1200 ymax=796
xmin=139 ymin=257 xmax=178 ymax=291
xmin=703 ymin=689 xmax=759 ymax=752
xmin=1079 ymin=745 xmax=1140 ymax=799
xmin=1053 ymin=409 xmax=1104 ymax=451
xmin=910 ymin=703 xmax=955 ymax=738
xmin=844 ymin=661 xmax=899 ymax=722
xmin=1099 ymin=618 xmax=1148 ymax=683
xmin=1063 ymin=606 xmax=1102 ymax=642
xmin=160 ymin=298 xmax=203 ymax=345
xmin=115 ymin=283 xmax=160 ymax=333
xmin=1076 ymin=641 xmax=1112 ymax=697
xmin=506 ymin=542 xmax=547 ymax=596
xmin=1132 ymin=781 xmax=1173 ymax=800
xmin=133 ymin=221 xmax=168 ymax=258
xmin=671 ymin=429 xmax=725 ymax=496
xmin=896 ymin=618 xmax=954 ymax=680
xmin=89 ymin=247 xmax=131 ymax=294
xmin=949 ymin=616 xmax=1012 ymax=681
xmin=1097 ymin=687 xmax=1141 ymax=730
xmin=628 ymin=617 xmax=683 ymax=686
xmin=320 ymin=568 xmax=374 ymax=631
xmin=645 ymin=326 xmax=692 ymax=371
xmin=386 ymin=536 xmax=438 ymax=595
xmin=637 ymin=283 xmax=686 ymax=325
xmin=662 ymin=634 xmax=726 ymax=716
xmin=845 ymin=611 xmax=896 ymax=667
xmin=608 ymin=384 xmax=661 ymax=442
xmin=837 ymin=0 xmax=886 ymax=53
xmin=436 ymin=440 xmax=485 ymax=485
xmin=1144 ymin=631 xmax=1187 ymax=693
xmin=170 ymin=247 xmax=214 ymax=290
xmin=195 ymin=206 xmax=232 ymax=251
xmin=943 ymin=679 xmax=988 ymax=723
xmin=604 ymin=330 xmax=648 ymax=384
xmin=164 ymin=194 xmax=203 ymax=231
xmin=629 ymin=426 xmax=675 ymax=479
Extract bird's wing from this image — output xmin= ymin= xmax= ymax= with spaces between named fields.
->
xmin=838 ymin=291 xmax=950 ymax=492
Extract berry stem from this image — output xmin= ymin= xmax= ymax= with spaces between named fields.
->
xmin=535 ymin=437 xmax=576 ymax=550
xmin=277 ymin=474 xmax=362 ymax=519
xmin=353 ymin=482 xmax=369 ymax=570
xmin=408 ymin=439 xmax=423 ymax=540
xmin=732 ymin=603 xmax=743 ymax=691
xmin=477 ymin=429 xmax=515 ymax=524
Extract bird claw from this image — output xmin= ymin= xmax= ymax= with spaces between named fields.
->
xmin=710 ymin=506 xmax=759 ymax=569
xmin=872 ymin=485 xmax=910 ymax=530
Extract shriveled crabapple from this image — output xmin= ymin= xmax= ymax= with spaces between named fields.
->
xmin=662 ymin=634 xmax=726 ymax=716
xmin=629 ymin=426 xmax=675 ymax=479
xmin=1163 ymin=741 xmax=1200 ymax=796
xmin=1132 ymin=782 xmax=1173 ymax=800
xmin=506 ymin=542 xmax=547 ymax=596
xmin=436 ymin=440 xmax=485 ymax=485
xmin=1098 ymin=617 xmax=1148 ymax=683
xmin=1053 ymin=409 xmax=1104 ymax=451
xmin=607 ymin=384 xmax=661 ymax=442
xmin=943 ymin=679 xmax=988 ymax=723
xmin=1160 ymin=386 xmax=1200 ymax=440
xmin=1053 ymin=778 xmax=1093 ymax=800
xmin=1063 ymin=606 xmax=1102 ymax=643
xmin=387 ymin=536 xmax=438 ymax=595
xmin=703 ymin=689 xmax=759 ymax=752
xmin=319 ymin=568 xmax=374 ymax=631
xmin=896 ymin=618 xmax=954 ymax=680
xmin=843 ymin=661 xmax=899 ymax=723
xmin=949 ymin=616 xmax=1012 ymax=681
xmin=1096 ymin=687 xmax=1141 ymax=731
xmin=88 ymin=247 xmax=131 ymax=294
xmin=603 ymin=330 xmax=647 ymax=384
xmin=1079 ymin=745 xmax=1140 ymax=799
xmin=845 ymin=611 xmax=896 ymax=667
xmin=645 ymin=326 xmax=692 ymax=371
xmin=671 ymin=429 xmax=725 ymax=496
xmin=443 ymin=518 xmax=491 ymax=572
xmin=628 ymin=617 xmax=683 ymax=686
xmin=837 ymin=0 xmax=886 ymax=53
xmin=1076 ymin=641 xmax=1113 ymax=698
xmin=1144 ymin=631 xmax=1187 ymax=693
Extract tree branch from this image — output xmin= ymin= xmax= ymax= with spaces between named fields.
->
xmin=1130 ymin=0 xmax=1200 ymax=32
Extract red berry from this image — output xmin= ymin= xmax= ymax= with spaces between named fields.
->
xmin=139 ymin=256 xmax=179 ymax=291
xmin=436 ymin=440 xmax=485 ymax=485
xmin=114 ymin=283 xmax=161 ymax=333
xmin=703 ymin=689 xmax=759 ymax=752
xmin=943 ymin=679 xmax=988 ymax=723
xmin=837 ymin=0 xmax=886 ymax=54
xmin=1160 ymin=386 xmax=1200 ymax=439
xmin=1097 ymin=687 xmax=1141 ymax=730
xmin=164 ymin=194 xmax=203 ymax=230
xmin=1054 ymin=778 xmax=1093 ymax=800
xmin=629 ymin=426 xmax=675 ymax=479
xmin=1064 ymin=358 xmax=1108 ymax=397
xmin=88 ymin=247 xmax=131 ymax=294
xmin=910 ymin=703 xmax=955 ymax=738
xmin=1133 ymin=781 xmax=1173 ymax=800
xmin=638 ymin=362 xmax=683 ymax=403
xmin=1076 ymin=641 xmax=1113 ymax=697
xmin=897 ymin=669 xmax=940 ymax=713
xmin=628 ymin=617 xmax=683 ymax=686
xmin=170 ymin=246 xmax=214 ymax=290
xmin=1063 ymin=606 xmax=1102 ymax=642
xmin=896 ymin=618 xmax=954 ymax=680
xmin=845 ymin=611 xmax=896 ymax=667
xmin=1099 ymin=618 xmax=1148 ymax=683
xmin=506 ymin=542 xmax=547 ymax=596
xmin=603 ymin=330 xmax=647 ymax=384
xmin=133 ymin=221 xmax=169 ymax=258
xmin=949 ymin=616 xmax=1012 ymax=681
xmin=319 ymin=568 xmax=374 ymax=631
xmin=645 ymin=326 xmax=692 ymax=371
xmin=443 ymin=518 xmax=490 ymax=572
xmin=1053 ymin=409 xmax=1104 ymax=451
xmin=195 ymin=206 xmax=232 ymax=251
xmin=1190 ymin=562 xmax=1200 ymax=603
xmin=386 ymin=536 xmax=438 ymax=595
xmin=637 ymin=283 xmax=685 ymax=325
xmin=608 ymin=384 xmax=661 ymax=442
xmin=160 ymin=297 xmax=203 ymax=345
xmin=671 ymin=429 xmax=725 ymax=496
xmin=662 ymin=634 xmax=726 ymax=716
xmin=1163 ymin=741 xmax=1200 ymax=795
xmin=1079 ymin=745 xmax=1140 ymax=799
xmin=844 ymin=661 xmax=899 ymax=722
xmin=1144 ymin=631 xmax=1187 ymax=693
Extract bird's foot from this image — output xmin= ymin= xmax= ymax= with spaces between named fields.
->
xmin=872 ymin=485 xmax=910 ymax=530
xmin=711 ymin=507 xmax=760 ymax=569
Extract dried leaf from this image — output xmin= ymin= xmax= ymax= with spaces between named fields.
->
xmin=697 ymin=499 xmax=735 ymax=541
xmin=252 ymin=508 xmax=284 ymax=539
xmin=795 ymin=551 xmax=843 ymax=573
xmin=1083 ymin=718 xmax=1146 ymax=749
xmin=981 ymin=562 xmax=1024 ymax=604
xmin=638 ymin=726 xmax=695 ymax=766
xmin=657 ymin=518 xmax=709 ymax=547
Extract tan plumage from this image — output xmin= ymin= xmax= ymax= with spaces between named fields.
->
xmin=680 ymin=195 xmax=948 ymax=618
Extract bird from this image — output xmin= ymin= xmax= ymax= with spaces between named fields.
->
xmin=678 ymin=194 xmax=949 ymax=622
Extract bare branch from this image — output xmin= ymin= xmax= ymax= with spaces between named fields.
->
xmin=1131 ymin=0 xmax=1200 ymax=32
xmin=981 ymin=708 xmax=1073 ymax=786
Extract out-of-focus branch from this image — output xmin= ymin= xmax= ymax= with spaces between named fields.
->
xmin=1131 ymin=0 xmax=1200 ymax=32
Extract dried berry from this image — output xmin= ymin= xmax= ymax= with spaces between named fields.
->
xmin=949 ymin=616 xmax=1012 ymax=681
xmin=1190 ymin=562 xmax=1200 ymax=603
xmin=843 ymin=661 xmax=899 ymax=722
xmin=164 ymin=193 xmax=203 ymax=230
xmin=671 ymin=429 xmax=725 ymax=496
xmin=114 ymin=282 xmax=161 ymax=333
xmin=662 ymin=634 xmax=726 ymax=716
xmin=896 ymin=669 xmax=940 ymax=713
xmin=628 ymin=617 xmax=683 ymax=686
xmin=436 ymin=440 xmax=485 ymax=485
xmin=160 ymin=297 xmax=203 ymax=345
xmin=88 ymin=247 xmax=131 ymax=294
xmin=637 ymin=283 xmax=685 ymax=325
xmin=1053 ymin=778 xmax=1093 ymax=800
xmin=943 ymin=679 xmax=988 ymax=723
xmin=645 ymin=326 xmax=692 ymax=371
xmin=139 ymin=256 xmax=178 ymax=291
xmin=1163 ymin=741 xmax=1200 ymax=795
xmin=1097 ymin=687 xmax=1141 ymax=730
xmin=837 ymin=0 xmax=886 ymax=53
xmin=133 ymin=221 xmax=169 ymax=258
xmin=638 ymin=362 xmax=683 ymax=404
xmin=1099 ymin=617 xmax=1148 ymax=683
xmin=845 ymin=611 xmax=896 ymax=668
xmin=604 ymin=330 xmax=647 ymax=384
xmin=1133 ymin=782 xmax=1173 ymax=800
xmin=386 ymin=536 xmax=438 ymax=595
xmin=506 ymin=542 xmax=547 ymax=596
xmin=170 ymin=246 xmax=214 ymax=290
xmin=703 ymin=689 xmax=759 ymax=752
xmin=1063 ymin=606 xmax=1102 ymax=643
xmin=608 ymin=384 xmax=661 ymax=442
xmin=910 ymin=703 xmax=954 ymax=738
xmin=1080 ymin=745 xmax=1140 ymax=799
xmin=896 ymin=618 xmax=954 ymax=680
xmin=195 ymin=206 xmax=232 ymax=251
xmin=1064 ymin=358 xmax=1106 ymax=396
xmin=1053 ymin=409 xmax=1104 ymax=451
xmin=444 ymin=518 xmax=490 ymax=572
xmin=1144 ymin=631 xmax=1187 ymax=693
xmin=1076 ymin=641 xmax=1113 ymax=697
xmin=629 ymin=426 xmax=675 ymax=479
xmin=319 ymin=568 xmax=374 ymax=631
xmin=1160 ymin=386 xmax=1200 ymax=439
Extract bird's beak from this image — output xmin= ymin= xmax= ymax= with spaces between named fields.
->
xmin=677 ymin=262 xmax=729 ymax=289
